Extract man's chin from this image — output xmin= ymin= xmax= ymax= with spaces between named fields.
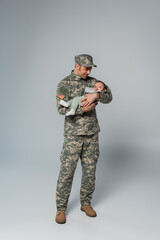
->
xmin=83 ymin=75 xmax=88 ymax=79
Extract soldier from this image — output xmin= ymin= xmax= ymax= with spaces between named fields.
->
xmin=55 ymin=54 xmax=112 ymax=224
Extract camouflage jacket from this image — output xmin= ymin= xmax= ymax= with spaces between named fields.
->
xmin=56 ymin=71 xmax=112 ymax=136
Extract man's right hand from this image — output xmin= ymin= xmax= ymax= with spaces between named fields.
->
xmin=81 ymin=102 xmax=98 ymax=112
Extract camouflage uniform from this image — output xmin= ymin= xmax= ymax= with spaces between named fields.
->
xmin=56 ymin=55 xmax=112 ymax=211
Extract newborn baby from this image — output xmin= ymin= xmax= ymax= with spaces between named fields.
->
xmin=60 ymin=81 xmax=105 ymax=116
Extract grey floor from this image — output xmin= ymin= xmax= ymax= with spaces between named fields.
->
xmin=0 ymin=145 xmax=160 ymax=240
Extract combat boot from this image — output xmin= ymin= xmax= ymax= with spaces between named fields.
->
xmin=81 ymin=205 xmax=97 ymax=217
xmin=55 ymin=211 xmax=66 ymax=224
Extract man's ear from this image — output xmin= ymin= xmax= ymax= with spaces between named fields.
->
xmin=75 ymin=63 xmax=80 ymax=69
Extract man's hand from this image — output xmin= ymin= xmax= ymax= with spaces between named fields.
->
xmin=81 ymin=102 xmax=98 ymax=112
xmin=80 ymin=92 xmax=100 ymax=107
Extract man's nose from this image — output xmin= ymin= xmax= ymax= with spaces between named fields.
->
xmin=87 ymin=69 xmax=91 ymax=74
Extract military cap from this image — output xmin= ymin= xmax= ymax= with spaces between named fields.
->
xmin=75 ymin=54 xmax=97 ymax=67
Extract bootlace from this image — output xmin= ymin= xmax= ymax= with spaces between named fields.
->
xmin=57 ymin=211 xmax=65 ymax=216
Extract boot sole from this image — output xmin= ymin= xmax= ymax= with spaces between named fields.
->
xmin=55 ymin=219 xmax=66 ymax=224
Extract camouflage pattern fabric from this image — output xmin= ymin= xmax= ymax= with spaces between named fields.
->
xmin=75 ymin=54 xmax=97 ymax=67
xmin=56 ymin=70 xmax=112 ymax=211
xmin=56 ymin=134 xmax=99 ymax=211
xmin=56 ymin=71 xmax=112 ymax=136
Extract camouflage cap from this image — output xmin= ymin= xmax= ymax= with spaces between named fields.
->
xmin=75 ymin=54 xmax=97 ymax=67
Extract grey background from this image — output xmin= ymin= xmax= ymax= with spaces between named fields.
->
xmin=0 ymin=0 xmax=160 ymax=239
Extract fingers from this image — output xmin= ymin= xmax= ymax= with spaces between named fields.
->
xmin=88 ymin=102 xmax=98 ymax=109
xmin=80 ymin=97 xmax=86 ymax=103
xmin=81 ymin=102 xmax=98 ymax=112
xmin=82 ymin=101 xmax=91 ymax=107
xmin=83 ymin=100 xmax=98 ymax=107
xmin=81 ymin=97 xmax=93 ymax=107
xmin=90 ymin=102 xmax=98 ymax=107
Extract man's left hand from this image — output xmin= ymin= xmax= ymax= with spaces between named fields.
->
xmin=80 ymin=92 xmax=100 ymax=107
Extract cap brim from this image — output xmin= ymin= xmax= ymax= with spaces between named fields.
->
xmin=83 ymin=64 xmax=97 ymax=67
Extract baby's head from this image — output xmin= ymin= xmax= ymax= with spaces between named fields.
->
xmin=94 ymin=81 xmax=105 ymax=91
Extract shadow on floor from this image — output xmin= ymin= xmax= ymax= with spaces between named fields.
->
xmin=93 ymin=143 xmax=140 ymax=206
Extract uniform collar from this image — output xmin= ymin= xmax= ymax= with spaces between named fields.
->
xmin=71 ymin=70 xmax=82 ymax=81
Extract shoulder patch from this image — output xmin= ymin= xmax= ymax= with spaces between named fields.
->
xmin=59 ymin=86 xmax=69 ymax=95
xmin=57 ymin=92 xmax=65 ymax=99
xmin=56 ymin=85 xmax=69 ymax=100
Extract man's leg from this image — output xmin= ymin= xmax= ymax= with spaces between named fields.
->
xmin=80 ymin=134 xmax=99 ymax=207
xmin=56 ymin=135 xmax=83 ymax=211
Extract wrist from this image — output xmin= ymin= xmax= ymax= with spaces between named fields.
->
xmin=95 ymin=92 xmax=100 ymax=100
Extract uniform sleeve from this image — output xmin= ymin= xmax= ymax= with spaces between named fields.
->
xmin=98 ymin=82 xmax=113 ymax=104
xmin=56 ymin=80 xmax=84 ymax=116
xmin=56 ymin=81 xmax=70 ymax=115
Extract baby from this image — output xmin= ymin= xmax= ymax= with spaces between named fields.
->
xmin=60 ymin=81 xmax=105 ymax=116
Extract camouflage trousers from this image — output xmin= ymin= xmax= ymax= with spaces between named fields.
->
xmin=56 ymin=133 xmax=99 ymax=211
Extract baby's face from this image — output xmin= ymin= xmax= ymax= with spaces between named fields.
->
xmin=94 ymin=82 xmax=105 ymax=91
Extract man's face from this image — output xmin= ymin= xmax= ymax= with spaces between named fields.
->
xmin=77 ymin=65 xmax=92 ymax=79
